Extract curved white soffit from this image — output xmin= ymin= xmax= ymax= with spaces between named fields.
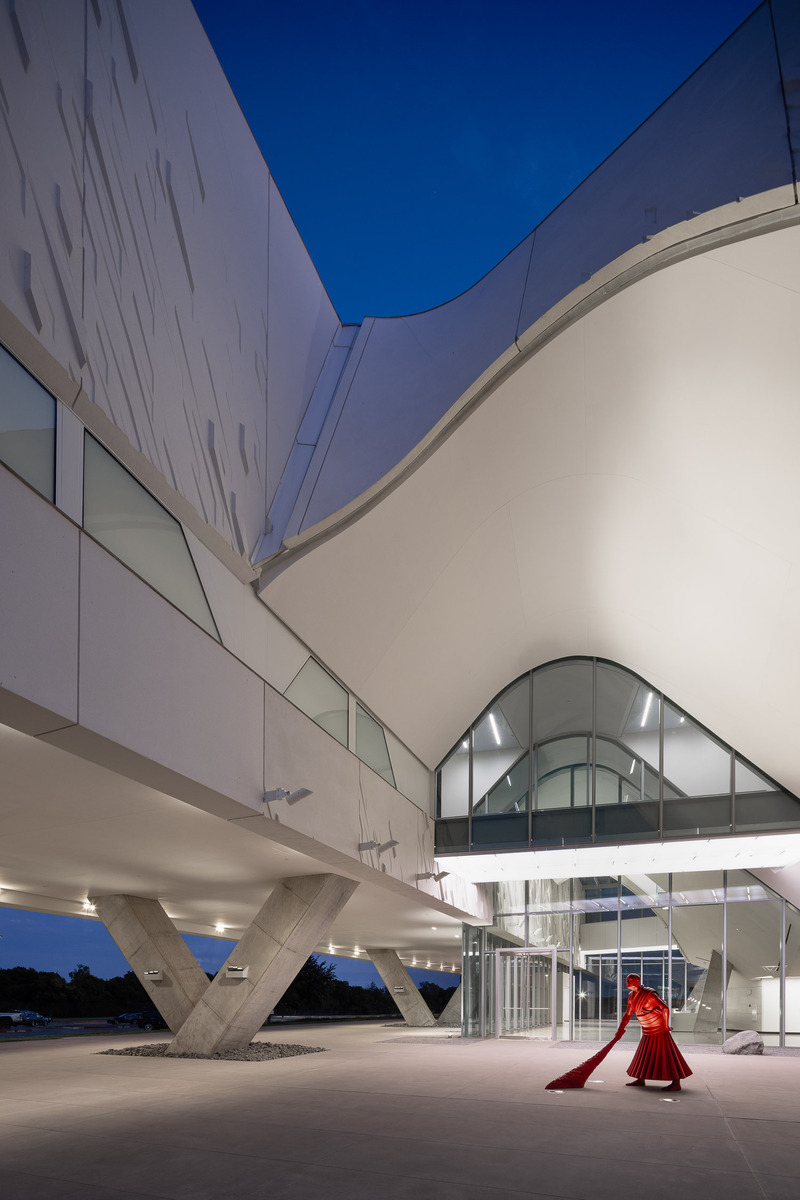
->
xmin=262 ymin=212 xmax=800 ymax=787
xmin=262 ymin=189 xmax=799 ymax=579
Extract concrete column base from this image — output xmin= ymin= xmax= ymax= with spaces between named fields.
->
xmin=367 ymin=948 xmax=436 ymax=1027
xmin=91 ymin=894 xmax=211 ymax=1033
xmin=167 ymin=873 xmax=358 ymax=1056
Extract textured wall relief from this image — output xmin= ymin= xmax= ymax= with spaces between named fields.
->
xmin=0 ymin=0 xmax=340 ymax=562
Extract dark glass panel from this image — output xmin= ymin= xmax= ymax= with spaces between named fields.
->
xmin=434 ymin=818 xmax=469 ymax=853
xmin=531 ymin=807 xmax=592 ymax=845
xmin=595 ymin=801 xmax=660 ymax=841
xmin=662 ymin=796 xmax=731 ymax=837
xmin=735 ymin=791 xmax=800 ymax=832
xmin=471 ymin=812 xmax=529 ymax=850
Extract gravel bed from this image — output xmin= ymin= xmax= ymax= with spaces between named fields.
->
xmin=99 ymin=1041 xmax=327 ymax=1062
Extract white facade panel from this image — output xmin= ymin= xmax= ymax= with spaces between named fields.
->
xmin=77 ymin=534 xmax=265 ymax=809
xmin=0 ymin=464 xmax=79 ymax=727
xmin=299 ymin=236 xmax=532 ymax=530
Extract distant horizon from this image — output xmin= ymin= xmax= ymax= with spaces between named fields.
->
xmin=0 ymin=908 xmax=459 ymax=991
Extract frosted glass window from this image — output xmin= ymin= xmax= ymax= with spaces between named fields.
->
xmin=0 ymin=344 xmax=55 ymax=499
xmin=83 ymin=435 xmax=219 ymax=639
xmin=734 ymin=757 xmax=776 ymax=794
xmin=438 ymin=741 xmax=469 ymax=818
xmin=474 ymin=753 xmax=529 ymax=816
xmin=663 ymin=703 xmax=730 ymax=797
xmin=284 ymin=657 xmax=348 ymax=746
xmin=356 ymin=704 xmax=396 ymax=786
xmin=536 ymin=736 xmax=590 ymax=809
xmin=595 ymin=737 xmax=659 ymax=806
xmin=472 ymin=678 xmax=529 ymax=808
xmin=532 ymin=659 xmax=592 ymax=742
xmin=596 ymin=663 xmax=660 ymax=773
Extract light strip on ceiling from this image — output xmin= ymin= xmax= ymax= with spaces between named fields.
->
xmin=437 ymin=832 xmax=800 ymax=883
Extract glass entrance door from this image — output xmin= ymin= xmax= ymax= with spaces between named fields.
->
xmin=495 ymin=948 xmax=558 ymax=1038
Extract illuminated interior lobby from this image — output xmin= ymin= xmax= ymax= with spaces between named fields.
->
xmin=4 ymin=0 xmax=800 ymax=1056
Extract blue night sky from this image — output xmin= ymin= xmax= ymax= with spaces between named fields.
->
xmin=2 ymin=0 xmax=757 ymax=992
xmin=0 ymin=908 xmax=457 ymax=991
xmin=192 ymin=0 xmax=758 ymax=322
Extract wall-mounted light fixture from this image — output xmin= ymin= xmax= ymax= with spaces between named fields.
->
xmin=263 ymin=787 xmax=312 ymax=805
xmin=225 ymin=965 xmax=249 ymax=980
xmin=82 ymin=900 xmax=96 ymax=913
xmin=143 ymin=969 xmax=164 ymax=982
xmin=358 ymin=839 xmax=399 ymax=853
xmin=416 ymin=870 xmax=450 ymax=882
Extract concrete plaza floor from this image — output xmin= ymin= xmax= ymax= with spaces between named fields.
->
xmin=0 ymin=1022 xmax=798 ymax=1199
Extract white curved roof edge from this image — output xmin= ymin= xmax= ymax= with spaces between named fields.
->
xmin=253 ymin=0 xmax=800 ymax=545
xmin=257 ymin=188 xmax=800 ymax=589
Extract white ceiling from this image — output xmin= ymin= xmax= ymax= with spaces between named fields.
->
xmin=263 ymin=223 xmax=800 ymax=809
xmin=0 ymin=722 xmax=463 ymax=970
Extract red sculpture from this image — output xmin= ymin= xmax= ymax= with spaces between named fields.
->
xmin=620 ymin=973 xmax=692 ymax=1091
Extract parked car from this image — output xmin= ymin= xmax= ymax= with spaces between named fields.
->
xmin=0 ymin=1010 xmax=23 ymax=1029
xmin=107 ymin=1012 xmax=145 ymax=1026
xmin=17 ymin=1011 xmax=50 ymax=1027
xmin=133 ymin=1011 xmax=167 ymax=1031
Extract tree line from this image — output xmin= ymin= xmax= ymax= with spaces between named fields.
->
xmin=0 ymin=957 xmax=457 ymax=1020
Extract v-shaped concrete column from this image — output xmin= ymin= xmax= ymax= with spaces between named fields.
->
xmin=437 ymin=983 xmax=462 ymax=1027
xmin=367 ymin=948 xmax=436 ymax=1027
xmin=167 ymin=873 xmax=358 ymax=1056
xmin=90 ymin=894 xmax=210 ymax=1033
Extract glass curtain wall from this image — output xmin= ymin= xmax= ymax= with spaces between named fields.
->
xmin=470 ymin=869 xmax=800 ymax=1045
xmin=436 ymin=658 xmax=800 ymax=852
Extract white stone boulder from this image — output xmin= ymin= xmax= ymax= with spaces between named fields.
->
xmin=722 ymin=1030 xmax=764 ymax=1055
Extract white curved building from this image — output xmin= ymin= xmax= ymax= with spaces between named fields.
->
xmin=3 ymin=0 xmax=800 ymax=1048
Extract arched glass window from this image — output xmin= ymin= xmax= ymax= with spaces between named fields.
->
xmin=435 ymin=658 xmax=800 ymax=854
